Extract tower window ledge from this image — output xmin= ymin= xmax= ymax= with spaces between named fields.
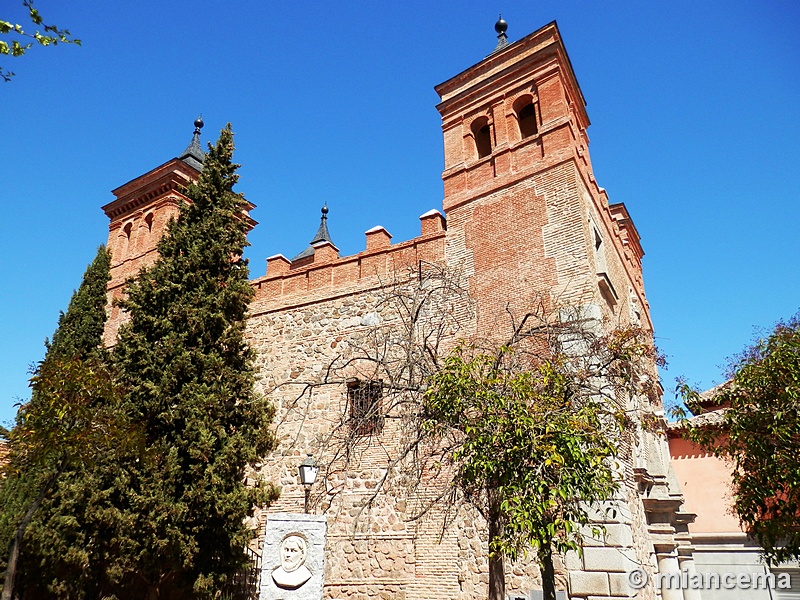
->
xmin=598 ymin=272 xmax=618 ymax=305
xmin=468 ymin=153 xmax=494 ymax=168
xmin=442 ymin=163 xmax=468 ymax=178
xmin=509 ymin=134 xmax=542 ymax=152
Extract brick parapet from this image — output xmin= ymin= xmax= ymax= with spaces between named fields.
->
xmin=250 ymin=229 xmax=446 ymax=311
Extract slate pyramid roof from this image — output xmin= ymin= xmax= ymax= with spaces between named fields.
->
xmin=179 ymin=116 xmax=206 ymax=171
xmin=292 ymin=205 xmax=336 ymax=261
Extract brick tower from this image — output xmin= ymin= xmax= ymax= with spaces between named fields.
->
xmin=436 ymin=20 xmax=648 ymax=335
xmin=99 ymin=117 xmax=206 ymax=344
xmin=434 ymin=19 xmax=692 ymax=599
xmin=99 ymin=118 xmax=255 ymax=345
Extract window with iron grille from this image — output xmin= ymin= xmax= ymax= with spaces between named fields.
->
xmin=347 ymin=379 xmax=384 ymax=435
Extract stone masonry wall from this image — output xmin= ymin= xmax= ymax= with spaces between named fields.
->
xmin=244 ymin=206 xmax=659 ymax=600
xmin=246 ymin=271 xmax=552 ymax=599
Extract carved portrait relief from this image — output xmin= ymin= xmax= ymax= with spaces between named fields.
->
xmin=271 ymin=534 xmax=313 ymax=590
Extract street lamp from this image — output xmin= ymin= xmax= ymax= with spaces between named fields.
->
xmin=298 ymin=454 xmax=319 ymax=514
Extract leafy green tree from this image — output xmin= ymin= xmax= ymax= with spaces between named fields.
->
xmin=109 ymin=124 xmax=279 ymax=598
xmin=293 ymin=270 xmax=662 ymax=600
xmin=0 ymin=247 xmax=123 ymax=600
xmin=677 ymin=313 xmax=800 ymax=564
xmin=1 ymin=0 xmax=80 ymax=82
xmin=421 ymin=322 xmax=659 ymax=600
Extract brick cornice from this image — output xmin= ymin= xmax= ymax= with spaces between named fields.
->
xmin=435 ymin=21 xmax=588 ymax=129
xmin=103 ymin=158 xmax=200 ymax=221
xmin=103 ymin=158 xmax=199 ymax=221
xmin=102 ymin=158 xmax=258 ymax=229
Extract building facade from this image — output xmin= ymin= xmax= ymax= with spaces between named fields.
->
xmin=100 ymin=21 xmax=690 ymax=600
xmin=668 ymin=394 xmax=800 ymax=600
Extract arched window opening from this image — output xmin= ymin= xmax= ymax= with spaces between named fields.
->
xmin=118 ymin=221 xmax=134 ymax=258
xmin=471 ymin=118 xmax=492 ymax=159
xmin=144 ymin=213 xmax=154 ymax=232
xmin=517 ymin=102 xmax=538 ymax=138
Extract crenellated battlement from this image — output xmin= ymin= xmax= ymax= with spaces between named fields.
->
xmin=249 ymin=210 xmax=446 ymax=312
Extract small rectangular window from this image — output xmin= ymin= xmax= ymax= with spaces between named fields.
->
xmin=592 ymin=224 xmax=607 ymax=273
xmin=590 ymin=217 xmax=617 ymax=306
xmin=347 ymin=379 xmax=384 ymax=435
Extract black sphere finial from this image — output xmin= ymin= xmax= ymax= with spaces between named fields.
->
xmin=321 ymin=204 xmax=329 ymax=216
xmin=495 ymin=14 xmax=508 ymax=35
xmin=194 ymin=115 xmax=204 ymax=133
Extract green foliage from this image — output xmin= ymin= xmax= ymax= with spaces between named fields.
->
xmin=1 ymin=245 xmax=112 ymax=480
xmin=677 ymin=313 xmax=800 ymax=564
xmin=106 ymin=124 xmax=278 ymax=597
xmin=0 ymin=0 xmax=80 ymax=82
xmin=10 ymin=355 xmax=135 ymax=598
xmin=0 ymin=246 xmax=128 ymax=598
xmin=12 ymin=356 xmax=122 ymax=473
xmin=418 ymin=318 xmax=659 ymax=600
xmin=423 ymin=345 xmax=622 ymax=561
xmin=5 ymin=129 xmax=279 ymax=599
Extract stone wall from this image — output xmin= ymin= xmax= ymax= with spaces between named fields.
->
xmin=245 ymin=250 xmax=666 ymax=599
xmin=247 ymin=261 xmax=493 ymax=599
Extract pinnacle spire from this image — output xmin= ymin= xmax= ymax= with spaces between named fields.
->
xmin=291 ymin=204 xmax=337 ymax=261
xmin=310 ymin=203 xmax=331 ymax=245
xmin=492 ymin=15 xmax=509 ymax=53
xmin=179 ymin=115 xmax=206 ymax=170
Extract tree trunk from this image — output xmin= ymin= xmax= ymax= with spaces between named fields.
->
xmin=487 ymin=492 xmax=505 ymax=600
xmin=2 ymin=470 xmax=59 ymax=600
xmin=488 ymin=550 xmax=505 ymax=600
xmin=539 ymin=542 xmax=556 ymax=600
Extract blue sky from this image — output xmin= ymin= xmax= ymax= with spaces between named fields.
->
xmin=1 ymin=1 xmax=798 ymax=425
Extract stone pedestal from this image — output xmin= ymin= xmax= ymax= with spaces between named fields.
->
xmin=259 ymin=513 xmax=327 ymax=600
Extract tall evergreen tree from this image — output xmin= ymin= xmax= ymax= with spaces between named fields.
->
xmin=1 ymin=246 xmax=117 ymax=599
xmin=111 ymin=124 xmax=278 ymax=597
xmin=45 ymin=247 xmax=111 ymax=361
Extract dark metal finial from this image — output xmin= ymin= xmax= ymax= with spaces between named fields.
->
xmin=495 ymin=14 xmax=508 ymax=35
xmin=179 ymin=114 xmax=206 ymax=169
xmin=290 ymin=203 xmax=334 ymax=261
xmin=493 ymin=15 xmax=509 ymax=52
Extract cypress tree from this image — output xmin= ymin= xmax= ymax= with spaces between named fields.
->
xmin=111 ymin=124 xmax=278 ymax=597
xmin=47 ymin=246 xmax=112 ymax=361
xmin=1 ymin=246 xmax=115 ymax=599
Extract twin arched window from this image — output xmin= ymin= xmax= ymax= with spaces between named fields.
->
xmin=470 ymin=96 xmax=539 ymax=160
